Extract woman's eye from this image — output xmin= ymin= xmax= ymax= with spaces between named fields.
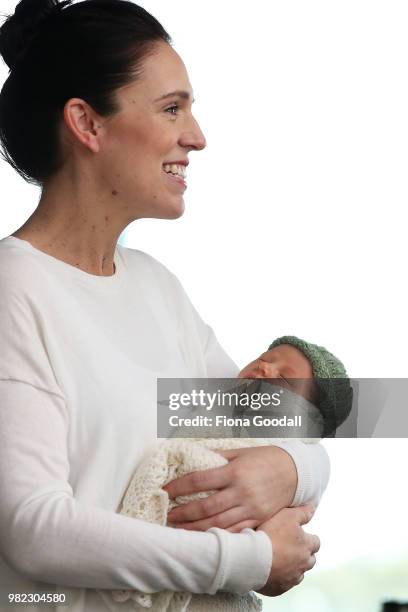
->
xmin=165 ymin=104 xmax=179 ymax=116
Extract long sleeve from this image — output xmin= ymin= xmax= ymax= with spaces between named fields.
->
xmin=180 ymin=285 xmax=331 ymax=508
xmin=0 ymin=236 xmax=327 ymax=607
xmin=204 ymin=324 xmax=331 ymax=507
xmin=0 ymin=379 xmax=272 ymax=594
xmin=0 ymin=240 xmax=275 ymax=603
xmin=268 ymin=439 xmax=331 ymax=507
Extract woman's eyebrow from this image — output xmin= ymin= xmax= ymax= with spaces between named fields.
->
xmin=153 ymin=90 xmax=195 ymax=103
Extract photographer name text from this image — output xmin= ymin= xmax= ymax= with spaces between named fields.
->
xmin=168 ymin=415 xmax=302 ymax=428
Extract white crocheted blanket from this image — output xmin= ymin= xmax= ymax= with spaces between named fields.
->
xmin=109 ymin=438 xmax=278 ymax=611
xmin=104 ymin=390 xmax=323 ymax=612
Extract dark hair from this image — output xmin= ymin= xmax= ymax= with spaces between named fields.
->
xmin=0 ymin=0 xmax=172 ymax=186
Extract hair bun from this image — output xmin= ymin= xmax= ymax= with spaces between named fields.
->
xmin=0 ymin=0 xmax=71 ymax=71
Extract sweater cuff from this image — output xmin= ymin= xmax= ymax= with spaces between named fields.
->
xmin=207 ymin=527 xmax=272 ymax=594
xmin=271 ymin=439 xmax=319 ymax=507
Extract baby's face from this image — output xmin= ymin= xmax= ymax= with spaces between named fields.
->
xmin=238 ymin=344 xmax=318 ymax=403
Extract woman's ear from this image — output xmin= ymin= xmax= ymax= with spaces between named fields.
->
xmin=62 ymin=98 xmax=103 ymax=154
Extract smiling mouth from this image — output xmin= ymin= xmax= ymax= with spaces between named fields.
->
xmin=162 ymin=167 xmax=187 ymax=188
xmin=162 ymin=162 xmax=187 ymax=178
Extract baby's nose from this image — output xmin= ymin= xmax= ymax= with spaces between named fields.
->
xmin=257 ymin=361 xmax=279 ymax=378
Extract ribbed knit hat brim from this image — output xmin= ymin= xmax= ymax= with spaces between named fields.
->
xmin=268 ymin=336 xmax=353 ymax=437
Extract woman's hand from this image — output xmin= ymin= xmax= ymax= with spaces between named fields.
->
xmin=163 ymin=445 xmax=298 ymax=533
xmin=256 ymin=504 xmax=320 ymax=597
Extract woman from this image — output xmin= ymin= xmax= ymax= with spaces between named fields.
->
xmin=0 ymin=1 xmax=326 ymax=610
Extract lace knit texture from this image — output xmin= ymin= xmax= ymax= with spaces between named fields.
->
xmin=108 ymin=408 xmax=322 ymax=612
xmin=110 ymin=437 xmax=276 ymax=611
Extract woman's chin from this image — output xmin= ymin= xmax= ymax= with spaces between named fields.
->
xmin=142 ymin=197 xmax=185 ymax=220
xmin=163 ymin=200 xmax=185 ymax=220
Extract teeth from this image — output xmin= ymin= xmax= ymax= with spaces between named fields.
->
xmin=163 ymin=163 xmax=187 ymax=179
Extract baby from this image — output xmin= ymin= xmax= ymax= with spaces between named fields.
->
xmin=236 ymin=335 xmax=353 ymax=439
xmin=106 ymin=336 xmax=352 ymax=611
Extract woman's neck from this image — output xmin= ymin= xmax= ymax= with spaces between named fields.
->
xmin=12 ymin=175 xmax=130 ymax=277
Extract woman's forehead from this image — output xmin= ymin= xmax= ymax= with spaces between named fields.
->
xmin=131 ymin=42 xmax=193 ymax=98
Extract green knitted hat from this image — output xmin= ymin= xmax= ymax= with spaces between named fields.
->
xmin=268 ymin=335 xmax=353 ymax=437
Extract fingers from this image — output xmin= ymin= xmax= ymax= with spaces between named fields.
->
xmin=171 ymin=506 xmax=247 ymax=532
xmin=303 ymin=535 xmax=319 ymax=573
xmin=163 ymin=464 xmax=231 ymax=499
xmin=216 ymin=449 xmax=240 ymax=461
xmin=305 ymin=554 xmax=316 ymax=571
xmin=167 ymin=489 xmax=235 ymax=524
xmin=295 ymin=504 xmax=316 ymax=526
xmin=305 ymin=533 xmax=320 ymax=555
xmin=226 ymin=519 xmax=259 ymax=533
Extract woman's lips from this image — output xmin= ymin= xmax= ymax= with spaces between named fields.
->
xmin=162 ymin=169 xmax=187 ymax=189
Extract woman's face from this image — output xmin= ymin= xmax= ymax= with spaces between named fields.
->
xmin=97 ymin=41 xmax=206 ymax=220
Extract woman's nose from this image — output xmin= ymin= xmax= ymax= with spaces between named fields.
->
xmin=179 ymin=117 xmax=206 ymax=151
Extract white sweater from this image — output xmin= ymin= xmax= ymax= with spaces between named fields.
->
xmin=0 ymin=236 xmax=330 ymax=612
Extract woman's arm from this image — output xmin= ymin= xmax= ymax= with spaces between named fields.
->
xmin=189 ymin=302 xmax=331 ymax=512
xmin=271 ymin=439 xmax=330 ymax=508
xmin=165 ymin=274 xmax=331 ymax=529
xmin=0 ymin=379 xmax=272 ymax=594
xmin=205 ymin=323 xmax=331 ymax=504
xmin=165 ymin=441 xmax=330 ymax=532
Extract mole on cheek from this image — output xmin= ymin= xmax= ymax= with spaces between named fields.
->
xmin=111 ymin=190 xmax=118 ymax=196
xmin=105 ymin=216 xmax=109 ymax=222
